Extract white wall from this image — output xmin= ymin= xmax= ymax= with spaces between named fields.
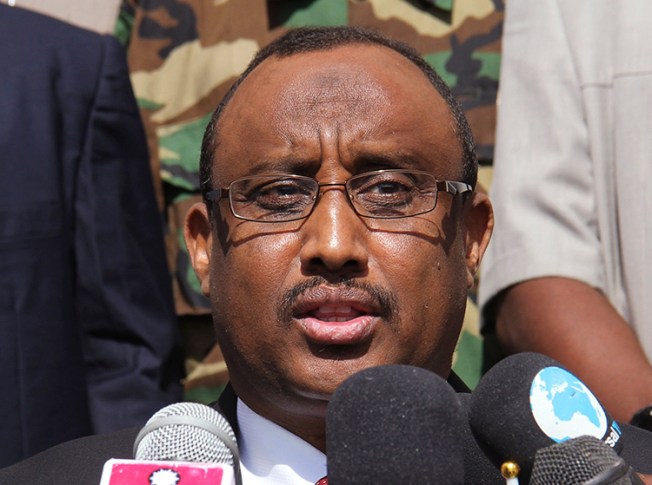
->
xmin=1 ymin=0 xmax=122 ymax=33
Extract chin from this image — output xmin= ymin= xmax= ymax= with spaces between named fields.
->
xmin=296 ymin=348 xmax=397 ymax=394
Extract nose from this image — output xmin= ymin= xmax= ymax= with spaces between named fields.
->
xmin=299 ymin=186 xmax=369 ymax=278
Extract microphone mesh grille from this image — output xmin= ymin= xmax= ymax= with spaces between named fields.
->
xmin=135 ymin=402 xmax=237 ymax=465
xmin=529 ymin=435 xmax=630 ymax=485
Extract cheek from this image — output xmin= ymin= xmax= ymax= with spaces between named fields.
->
xmin=368 ymin=234 xmax=466 ymax=373
xmin=212 ymin=233 xmax=299 ymax=316
xmin=372 ymin=219 xmax=467 ymax=291
xmin=374 ymin=227 xmax=468 ymax=326
xmin=208 ymin=234 xmax=303 ymax=375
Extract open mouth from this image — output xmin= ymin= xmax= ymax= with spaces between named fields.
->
xmin=285 ymin=282 xmax=394 ymax=346
xmin=308 ymin=305 xmax=366 ymax=322
xmin=295 ymin=301 xmax=377 ymax=345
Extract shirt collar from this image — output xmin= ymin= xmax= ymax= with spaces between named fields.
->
xmin=237 ymin=398 xmax=327 ymax=485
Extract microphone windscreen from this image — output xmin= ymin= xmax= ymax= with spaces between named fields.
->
xmin=469 ymin=352 xmax=622 ymax=482
xmin=326 ymin=364 xmax=464 ymax=485
xmin=530 ymin=435 xmax=637 ymax=485
xmin=456 ymin=393 xmax=506 ymax=484
xmin=134 ymin=402 xmax=238 ymax=466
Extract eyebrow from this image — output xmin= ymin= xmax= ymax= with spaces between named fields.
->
xmin=232 ymin=147 xmax=444 ymax=181
xmin=242 ymin=157 xmax=320 ymax=176
xmin=351 ymin=153 xmax=426 ymax=172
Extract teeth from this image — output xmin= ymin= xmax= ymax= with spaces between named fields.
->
xmin=311 ymin=306 xmax=358 ymax=321
xmin=317 ymin=305 xmax=352 ymax=314
xmin=321 ymin=316 xmax=353 ymax=323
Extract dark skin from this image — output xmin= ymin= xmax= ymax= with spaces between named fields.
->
xmin=496 ymin=277 xmax=652 ymax=423
xmin=496 ymin=282 xmax=652 ymax=483
xmin=185 ymin=44 xmax=494 ymax=452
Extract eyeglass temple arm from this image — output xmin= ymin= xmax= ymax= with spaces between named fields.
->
xmin=204 ymin=188 xmax=229 ymax=201
xmin=437 ymin=180 xmax=472 ymax=195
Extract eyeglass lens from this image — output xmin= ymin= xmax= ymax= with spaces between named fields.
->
xmin=228 ymin=171 xmax=439 ymax=222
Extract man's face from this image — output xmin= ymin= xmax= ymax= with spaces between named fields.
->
xmin=186 ymin=44 xmax=492 ymax=443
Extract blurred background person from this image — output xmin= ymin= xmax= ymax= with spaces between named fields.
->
xmin=0 ymin=3 xmax=183 ymax=467
xmin=479 ymin=0 xmax=652 ymax=426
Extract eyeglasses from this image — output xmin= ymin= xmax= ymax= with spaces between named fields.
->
xmin=204 ymin=169 xmax=472 ymax=223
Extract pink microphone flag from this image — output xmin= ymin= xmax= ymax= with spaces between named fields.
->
xmin=99 ymin=458 xmax=234 ymax=485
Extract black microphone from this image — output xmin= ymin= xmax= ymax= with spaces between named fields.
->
xmin=99 ymin=402 xmax=242 ymax=485
xmin=326 ymin=364 xmax=465 ymax=484
xmin=456 ymin=393 xmax=510 ymax=484
xmin=469 ymin=352 xmax=652 ymax=483
xmin=530 ymin=435 xmax=643 ymax=485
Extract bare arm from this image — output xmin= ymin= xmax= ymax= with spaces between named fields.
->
xmin=495 ymin=277 xmax=652 ymax=422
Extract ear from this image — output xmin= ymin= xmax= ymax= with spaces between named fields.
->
xmin=184 ymin=202 xmax=213 ymax=296
xmin=463 ymin=192 xmax=494 ymax=289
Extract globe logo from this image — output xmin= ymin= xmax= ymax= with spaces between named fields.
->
xmin=529 ymin=366 xmax=608 ymax=443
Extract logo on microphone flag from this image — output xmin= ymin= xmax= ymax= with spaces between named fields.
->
xmin=99 ymin=459 xmax=233 ymax=485
xmin=529 ymin=366 xmax=608 ymax=442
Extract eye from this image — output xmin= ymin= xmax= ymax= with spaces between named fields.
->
xmin=232 ymin=178 xmax=316 ymax=219
xmin=347 ymin=171 xmax=438 ymax=218
xmin=255 ymin=180 xmax=312 ymax=203
xmin=352 ymin=172 xmax=417 ymax=199
xmin=366 ymin=179 xmax=412 ymax=195
xmin=258 ymin=181 xmax=306 ymax=198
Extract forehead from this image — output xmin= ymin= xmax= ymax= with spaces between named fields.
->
xmin=215 ymin=44 xmax=461 ymax=180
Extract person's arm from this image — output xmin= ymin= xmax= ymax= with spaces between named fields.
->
xmin=495 ymin=277 xmax=652 ymax=422
xmin=75 ymin=34 xmax=183 ymax=432
xmin=480 ymin=0 xmax=652 ymax=424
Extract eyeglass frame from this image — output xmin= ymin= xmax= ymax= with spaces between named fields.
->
xmin=204 ymin=169 xmax=473 ymax=223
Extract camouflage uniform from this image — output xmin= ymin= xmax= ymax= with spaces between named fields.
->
xmin=115 ymin=0 xmax=502 ymax=396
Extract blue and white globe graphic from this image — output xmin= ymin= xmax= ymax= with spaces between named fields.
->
xmin=529 ymin=366 xmax=608 ymax=443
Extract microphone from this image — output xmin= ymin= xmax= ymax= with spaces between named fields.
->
xmin=456 ymin=393 xmax=512 ymax=484
xmin=468 ymin=352 xmax=652 ymax=483
xmin=99 ymin=402 xmax=242 ymax=485
xmin=325 ymin=364 xmax=465 ymax=484
xmin=530 ymin=435 xmax=643 ymax=485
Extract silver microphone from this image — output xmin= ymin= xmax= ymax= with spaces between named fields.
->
xmin=529 ymin=435 xmax=643 ymax=485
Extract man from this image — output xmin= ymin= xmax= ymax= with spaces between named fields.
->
xmin=183 ymin=24 xmax=494 ymax=459
xmin=0 ymin=26 xmax=494 ymax=483
xmin=0 ymin=4 xmax=183 ymax=468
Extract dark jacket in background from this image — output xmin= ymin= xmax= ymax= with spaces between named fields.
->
xmin=0 ymin=4 xmax=183 ymax=467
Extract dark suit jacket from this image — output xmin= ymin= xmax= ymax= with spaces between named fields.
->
xmin=0 ymin=5 xmax=182 ymax=467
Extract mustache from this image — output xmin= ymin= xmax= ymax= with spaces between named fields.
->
xmin=277 ymin=276 xmax=399 ymax=324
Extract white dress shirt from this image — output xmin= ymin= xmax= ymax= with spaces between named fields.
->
xmin=237 ymin=399 xmax=327 ymax=484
